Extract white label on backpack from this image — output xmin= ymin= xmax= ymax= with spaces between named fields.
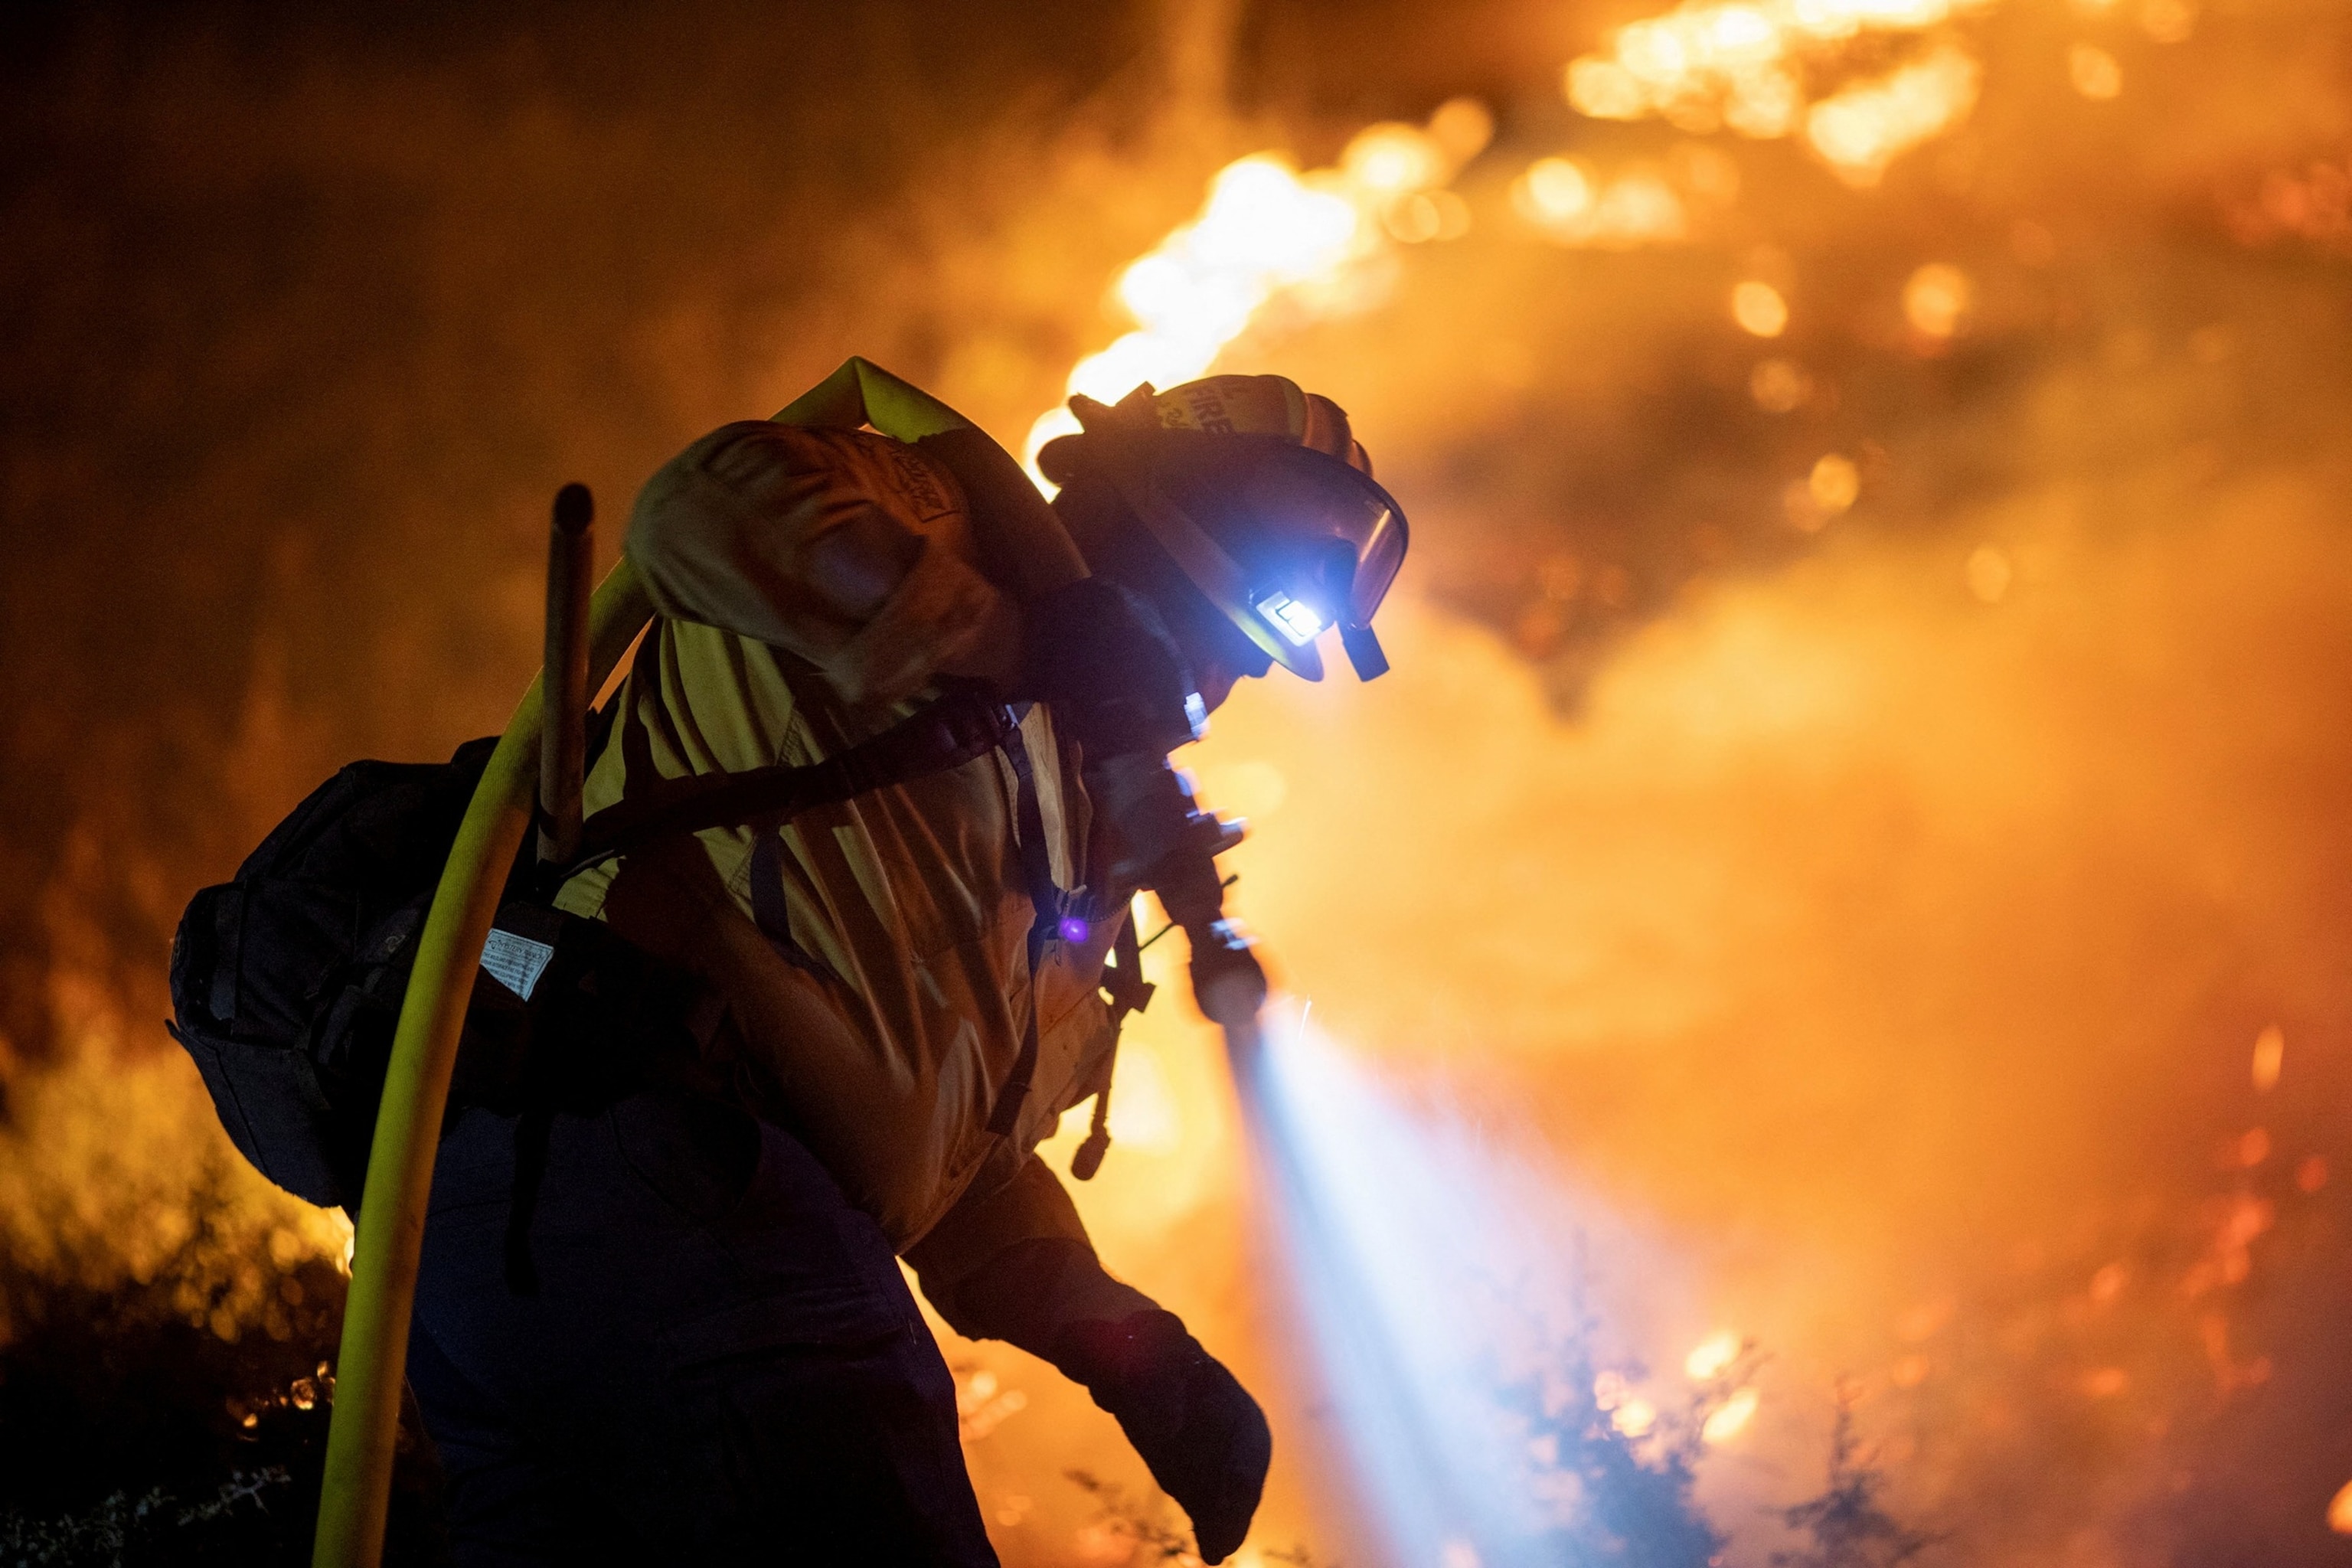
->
xmin=480 ymin=929 xmax=555 ymax=1001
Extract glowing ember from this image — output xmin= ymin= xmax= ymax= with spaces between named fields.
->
xmin=2080 ymin=1367 xmax=2128 ymax=1399
xmin=2140 ymin=0 xmax=2195 ymax=41
xmin=1966 ymin=544 xmax=2014 ymax=603
xmin=1564 ymin=0 xmax=1994 ymax=181
xmin=2251 ymin=1024 xmax=2285 ymax=1091
xmin=2331 ymin=1479 xmax=2352 ymax=1535
xmin=1784 ymin=453 xmax=1860 ymax=532
xmin=1344 ymin=122 xmax=1447 ymax=197
xmin=2069 ymin=42 xmax=2124 ymax=100
xmin=1384 ymin=189 xmax=1472 ymax=244
xmin=1514 ymin=156 xmax=1596 ymax=228
xmin=1612 ymin=1396 xmax=1659 ymax=1438
xmin=1750 ymin=357 xmax=1814 ymax=411
xmin=1805 ymin=45 xmax=1982 ymax=186
xmin=1702 ymin=1387 xmax=1760 ymax=1442
xmin=1809 ymin=454 xmax=1860 ymax=515
xmin=1686 ymin=1331 xmax=1741 ymax=1379
xmin=1732 ymin=279 xmax=1790 ymax=337
xmin=2225 ymin=155 xmax=2352 ymax=252
xmin=1510 ymin=158 xmax=1690 ymax=249
xmin=1903 ymin=263 xmax=1972 ymax=338
xmin=954 ymin=1364 xmax=1031 ymax=1442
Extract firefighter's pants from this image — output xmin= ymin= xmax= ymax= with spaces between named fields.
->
xmin=408 ymin=1088 xmax=998 ymax=1566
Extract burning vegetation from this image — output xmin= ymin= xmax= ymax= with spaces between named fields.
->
xmin=7 ymin=0 xmax=2352 ymax=1562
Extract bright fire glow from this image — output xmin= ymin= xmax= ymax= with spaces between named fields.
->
xmin=1702 ymin=1387 xmax=1761 ymax=1442
xmin=1805 ymin=44 xmax=1982 ymax=186
xmin=1612 ymin=1396 xmax=1658 ymax=1437
xmin=1023 ymin=102 xmax=1491 ymax=478
xmin=1809 ymin=454 xmax=1860 ymax=515
xmin=1686 ymin=1330 xmax=1742 ymax=1379
xmin=1783 ymin=452 xmax=1860 ymax=532
xmin=1732 ymin=279 xmax=1790 ymax=336
xmin=2069 ymin=41 xmax=2124 ymax=100
xmin=2252 ymin=1024 xmax=2285 ymax=1092
xmin=1564 ymin=0 xmax=1994 ymax=181
xmin=1903 ymin=262 xmax=1972 ymax=338
xmin=1509 ymin=158 xmax=1690 ymax=249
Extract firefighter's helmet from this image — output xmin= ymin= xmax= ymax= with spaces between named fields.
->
xmin=1037 ymin=374 xmax=1408 ymax=681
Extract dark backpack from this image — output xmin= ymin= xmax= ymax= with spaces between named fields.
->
xmin=168 ymin=740 xmax=501 ymax=1210
xmin=168 ymin=688 xmax=1018 ymax=1212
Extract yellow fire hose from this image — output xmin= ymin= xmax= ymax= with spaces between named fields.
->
xmin=312 ymin=551 xmax=652 ymax=1568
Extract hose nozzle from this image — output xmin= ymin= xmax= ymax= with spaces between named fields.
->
xmin=1187 ymin=919 xmax=1268 ymax=1029
xmin=1088 ymin=740 xmax=1268 ymax=1027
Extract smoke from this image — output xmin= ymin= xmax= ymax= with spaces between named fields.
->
xmin=1174 ymin=463 xmax=2352 ymax=1559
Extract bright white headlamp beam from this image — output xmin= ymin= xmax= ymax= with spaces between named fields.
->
xmin=1255 ymin=589 xmax=1325 ymax=647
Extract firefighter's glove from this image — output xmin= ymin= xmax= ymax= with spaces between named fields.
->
xmin=1022 ymin=578 xmax=1202 ymax=760
xmin=1054 ymin=1310 xmax=1271 ymax=1565
xmin=1083 ymin=750 xmax=1209 ymax=894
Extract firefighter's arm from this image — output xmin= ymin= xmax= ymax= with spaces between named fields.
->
xmin=909 ymin=1157 xmax=1270 ymax=1566
xmin=908 ymin=1155 xmax=1155 ymax=1341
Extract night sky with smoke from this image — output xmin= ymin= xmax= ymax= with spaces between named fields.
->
xmin=6 ymin=2 xmax=2352 ymax=1564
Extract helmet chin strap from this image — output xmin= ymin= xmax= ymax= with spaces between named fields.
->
xmin=1313 ymin=538 xmax=1390 ymax=682
xmin=1338 ymin=622 xmax=1390 ymax=681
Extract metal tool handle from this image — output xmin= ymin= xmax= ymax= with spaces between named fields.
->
xmin=537 ymin=483 xmax=594 ymax=867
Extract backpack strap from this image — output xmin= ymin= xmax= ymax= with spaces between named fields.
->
xmin=985 ymin=717 xmax=1063 ymax=1138
xmin=557 ymin=682 xmax=1017 ymax=877
xmin=1070 ymin=911 xmax=1154 ymax=1181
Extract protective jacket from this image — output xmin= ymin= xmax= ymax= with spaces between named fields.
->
xmin=553 ymin=420 xmax=1121 ymax=1255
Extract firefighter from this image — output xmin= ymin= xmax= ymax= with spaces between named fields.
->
xmin=404 ymin=358 xmax=1407 ymax=1566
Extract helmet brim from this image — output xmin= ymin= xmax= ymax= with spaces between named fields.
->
xmin=1137 ymin=434 xmax=1409 ymax=678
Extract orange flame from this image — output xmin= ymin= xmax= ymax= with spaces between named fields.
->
xmin=1564 ymin=0 xmax=1994 ymax=181
xmin=1022 ymin=101 xmax=1492 ymax=479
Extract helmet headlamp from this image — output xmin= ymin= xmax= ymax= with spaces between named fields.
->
xmin=1252 ymin=588 xmax=1327 ymax=648
xmin=1044 ymin=377 xmax=1410 ymax=683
